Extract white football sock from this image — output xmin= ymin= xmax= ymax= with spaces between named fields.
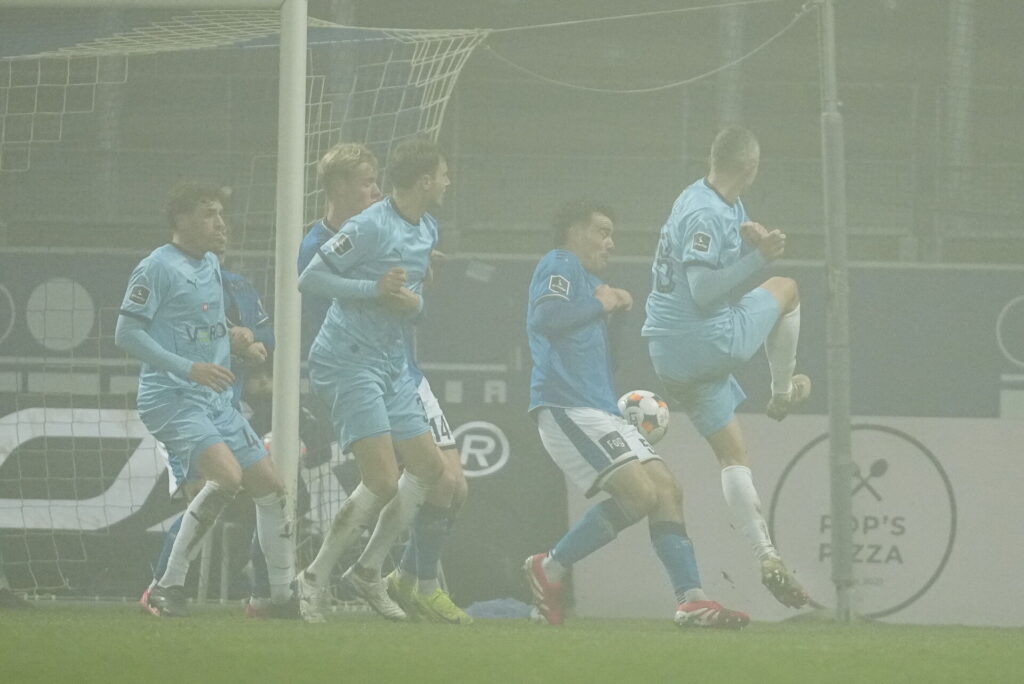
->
xmin=304 ymin=482 xmax=383 ymax=588
xmin=158 ymin=481 xmax=235 ymax=588
xmin=541 ymin=554 xmax=567 ymax=584
xmin=356 ymin=471 xmax=431 ymax=575
xmin=720 ymin=465 xmax=777 ymax=561
xmin=765 ymin=304 xmax=800 ymax=396
xmin=417 ymin=578 xmax=440 ymax=594
xmin=252 ymin=491 xmax=294 ymax=603
xmin=682 ymin=587 xmax=709 ymax=604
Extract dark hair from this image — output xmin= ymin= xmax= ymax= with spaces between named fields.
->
xmin=166 ymin=181 xmax=229 ymax=229
xmin=709 ymin=125 xmax=759 ymax=175
xmin=552 ymin=198 xmax=616 ymax=247
xmin=386 ymin=137 xmax=445 ymax=190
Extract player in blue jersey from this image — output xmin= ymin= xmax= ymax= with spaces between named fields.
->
xmin=643 ymin=126 xmax=810 ymax=609
xmin=138 ymin=244 xmax=282 ymax=616
xmin=299 ymin=143 xmax=382 ymax=357
xmin=294 ymin=138 xmax=450 ymax=622
xmin=523 ymin=199 xmax=749 ymax=629
xmin=116 ymin=181 xmax=294 ymax=618
xmin=296 ymin=142 xmax=470 ymax=623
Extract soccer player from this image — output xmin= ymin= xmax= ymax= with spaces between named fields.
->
xmin=383 ymin=261 xmax=472 ymax=625
xmin=294 ymin=138 xmax=449 ymax=622
xmin=116 ymin=181 xmax=294 ymax=618
xmin=523 ymin=200 xmax=749 ymax=629
xmin=138 ymin=246 xmax=279 ymax=616
xmin=299 ymin=142 xmax=382 ymax=357
xmin=642 ymin=125 xmax=810 ymax=608
xmin=296 ymin=142 xmax=470 ymax=624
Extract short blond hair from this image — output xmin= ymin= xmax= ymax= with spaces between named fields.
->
xmin=317 ymin=143 xmax=378 ymax=190
xmin=709 ymin=125 xmax=759 ymax=175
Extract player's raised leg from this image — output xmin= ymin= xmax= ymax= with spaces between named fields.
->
xmin=760 ymin=276 xmax=811 ymax=420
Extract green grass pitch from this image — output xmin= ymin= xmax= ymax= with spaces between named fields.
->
xmin=1 ymin=603 xmax=1022 ymax=683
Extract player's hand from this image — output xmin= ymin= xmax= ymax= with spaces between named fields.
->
xmin=381 ymin=287 xmax=421 ymax=315
xmin=740 ymin=221 xmax=770 ymax=246
xmin=612 ymin=287 xmax=633 ymax=311
xmin=757 ymin=229 xmax=786 ymax=261
xmin=242 ymin=341 xmax=268 ymax=363
xmin=228 ymin=326 xmax=255 ymax=353
xmin=189 ymin=362 xmax=235 ymax=392
xmin=377 ymin=267 xmax=407 ymax=296
xmin=594 ymin=284 xmax=631 ymax=312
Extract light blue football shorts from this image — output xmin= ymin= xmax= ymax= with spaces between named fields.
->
xmin=648 ymin=286 xmax=780 ymax=437
xmin=308 ymin=338 xmax=430 ymax=453
xmin=139 ymin=393 xmax=267 ymax=490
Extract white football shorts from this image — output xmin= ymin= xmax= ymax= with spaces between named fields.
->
xmin=536 ymin=406 xmax=661 ymax=498
xmin=417 ymin=376 xmax=456 ymax=449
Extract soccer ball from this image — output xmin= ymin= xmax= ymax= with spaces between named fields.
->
xmin=617 ymin=390 xmax=670 ymax=445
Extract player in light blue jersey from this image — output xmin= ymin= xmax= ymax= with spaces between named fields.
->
xmin=116 ymin=182 xmax=294 ymax=618
xmin=643 ymin=126 xmax=810 ymax=609
xmin=523 ymin=200 xmax=749 ymax=629
xmin=295 ymin=138 xmax=449 ymax=622
xmin=299 ymin=143 xmax=382 ymax=357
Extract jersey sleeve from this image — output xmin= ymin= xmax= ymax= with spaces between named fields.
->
xmin=678 ymin=212 xmax=724 ymax=269
xmin=531 ymin=253 xmax=580 ymax=307
xmin=119 ymin=257 xmax=169 ymax=323
xmin=316 ymin=219 xmax=382 ymax=276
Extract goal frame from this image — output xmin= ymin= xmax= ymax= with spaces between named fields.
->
xmin=0 ymin=0 xmax=307 ymax=542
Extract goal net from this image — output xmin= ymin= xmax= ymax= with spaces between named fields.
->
xmin=0 ymin=8 xmax=485 ymax=597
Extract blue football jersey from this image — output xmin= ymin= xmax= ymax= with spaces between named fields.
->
xmin=643 ymin=178 xmax=750 ymax=336
xmin=222 ymin=268 xmax=273 ymax=409
xmin=527 ymin=249 xmax=619 ymax=415
xmin=119 ymin=244 xmax=231 ymax=409
xmin=309 ymin=197 xmax=436 ymax=352
xmin=297 ymin=219 xmax=335 ymax=357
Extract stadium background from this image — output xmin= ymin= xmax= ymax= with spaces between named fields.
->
xmin=0 ymin=0 xmax=1022 ymax=625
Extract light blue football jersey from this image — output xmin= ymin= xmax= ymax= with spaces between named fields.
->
xmin=119 ymin=244 xmax=231 ymax=410
xmin=527 ymin=249 xmax=619 ymax=415
xmin=311 ymin=197 xmax=436 ymax=352
xmin=643 ymin=178 xmax=750 ymax=337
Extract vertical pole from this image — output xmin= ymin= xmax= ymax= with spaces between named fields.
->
xmin=817 ymin=0 xmax=854 ymax=622
xmin=271 ymin=0 xmax=307 ymax=550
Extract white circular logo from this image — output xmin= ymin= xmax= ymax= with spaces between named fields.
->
xmin=26 ymin=277 xmax=96 ymax=352
xmin=0 ymin=284 xmax=15 ymax=346
xmin=996 ymin=295 xmax=1024 ymax=369
xmin=454 ymin=421 xmax=509 ymax=478
xmin=769 ymin=424 xmax=956 ymax=618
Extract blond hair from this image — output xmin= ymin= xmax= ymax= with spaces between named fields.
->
xmin=317 ymin=143 xmax=378 ymax=190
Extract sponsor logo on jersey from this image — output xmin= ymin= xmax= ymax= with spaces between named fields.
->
xmin=332 ymin=234 xmax=354 ymax=256
xmin=693 ymin=232 xmax=712 ymax=253
xmin=129 ymin=285 xmax=151 ymax=305
xmin=186 ymin=321 xmax=228 ymax=344
xmin=598 ymin=431 xmax=629 ymax=458
xmin=548 ymin=275 xmax=570 ymax=298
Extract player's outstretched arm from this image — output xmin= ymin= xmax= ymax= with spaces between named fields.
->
xmin=297 ymin=252 xmax=379 ymax=300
